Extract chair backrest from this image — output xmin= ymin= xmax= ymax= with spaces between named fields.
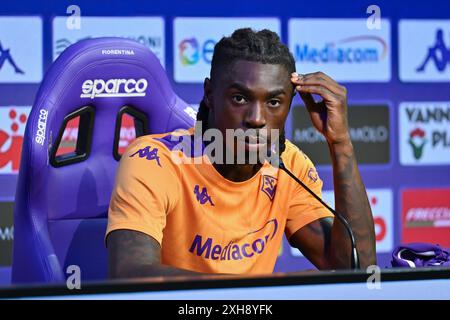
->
xmin=12 ymin=37 xmax=195 ymax=283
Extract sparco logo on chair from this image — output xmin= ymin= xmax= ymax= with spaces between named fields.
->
xmin=35 ymin=109 xmax=48 ymax=146
xmin=80 ymin=78 xmax=148 ymax=99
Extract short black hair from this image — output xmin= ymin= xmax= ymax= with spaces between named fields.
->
xmin=209 ymin=28 xmax=296 ymax=84
xmin=197 ymin=28 xmax=294 ymax=155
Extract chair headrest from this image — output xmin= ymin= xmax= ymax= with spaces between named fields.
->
xmin=33 ymin=36 xmax=193 ymax=143
xmin=20 ymin=37 xmax=194 ymax=220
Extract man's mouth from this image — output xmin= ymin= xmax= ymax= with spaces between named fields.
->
xmin=245 ymin=135 xmax=267 ymax=144
xmin=235 ymin=129 xmax=268 ymax=141
xmin=236 ymin=135 xmax=268 ymax=153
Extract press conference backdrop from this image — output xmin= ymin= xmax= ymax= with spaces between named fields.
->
xmin=1 ymin=0 xmax=450 ymax=285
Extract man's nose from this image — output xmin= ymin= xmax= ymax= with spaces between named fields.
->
xmin=244 ymin=102 xmax=266 ymax=129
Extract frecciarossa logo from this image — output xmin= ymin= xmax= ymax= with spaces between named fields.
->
xmin=189 ymin=219 xmax=278 ymax=261
xmin=80 ymin=78 xmax=148 ymax=99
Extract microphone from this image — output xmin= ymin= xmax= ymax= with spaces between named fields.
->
xmin=270 ymin=143 xmax=360 ymax=270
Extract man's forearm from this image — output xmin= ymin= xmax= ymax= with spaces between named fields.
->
xmin=107 ymin=229 xmax=207 ymax=279
xmin=327 ymin=139 xmax=376 ymax=268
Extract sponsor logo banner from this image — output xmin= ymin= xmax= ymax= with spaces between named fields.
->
xmin=399 ymin=102 xmax=450 ymax=165
xmin=399 ymin=20 xmax=450 ymax=82
xmin=0 ymin=201 xmax=14 ymax=266
xmin=80 ymin=78 xmax=148 ymax=99
xmin=292 ymin=104 xmax=390 ymax=165
xmin=0 ymin=17 xmax=42 ymax=83
xmin=189 ymin=219 xmax=279 ymax=261
xmin=0 ymin=107 xmax=31 ymax=174
xmin=173 ymin=17 xmax=281 ymax=83
xmin=322 ymin=189 xmax=394 ymax=253
xmin=402 ymin=188 xmax=450 ymax=247
xmin=35 ymin=109 xmax=48 ymax=146
xmin=52 ymin=17 xmax=165 ymax=66
xmin=288 ymin=18 xmax=391 ymax=82
xmin=290 ymin=189 xmax=393 ymax=256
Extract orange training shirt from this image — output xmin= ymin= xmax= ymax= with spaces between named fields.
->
xmin=106 ymin=128 xmax=333 ymax=274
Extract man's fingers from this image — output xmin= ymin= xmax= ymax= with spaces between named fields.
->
xmin=300 ymin=90 xmax=327 ymax=114
xmin=291 ymin=71 xmax=345 ymax=114
xmin=298 ymin=89 xmax=316 ymax=109
xmin=301 ymin=78 xmax=343 ymax=95
xmin=292 ymin=72 xmax=343 ymax=95
xmin=291 ymin=71 xmax=346 ymax=97
xmin=301 ymin=71 xmax=335 ymax=84
xmin=297 ymin=84 xmax=338 ymax=104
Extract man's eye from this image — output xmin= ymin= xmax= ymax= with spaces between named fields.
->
xmin=268 ymin=100 xmax=281 ymax=108
xmin=232 ymin=95 xmax=247 ymax=105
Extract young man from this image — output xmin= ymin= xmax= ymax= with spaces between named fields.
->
xmin=106 ymin=29 xmax=376 ymax=278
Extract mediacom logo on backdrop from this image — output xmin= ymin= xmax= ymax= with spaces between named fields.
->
xmin=288 ymin=18 xmax=391 ymax=82
xmin=399 ymin=102 xmax=450 ymax=165
xmin=0 ymin=107 xmax=31 ymax=173
xmin=402 ymin=188 xmax=450 ymax=247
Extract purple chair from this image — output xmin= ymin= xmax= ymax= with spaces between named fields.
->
xmin=12 ymin=38 xmax=195 ymax=283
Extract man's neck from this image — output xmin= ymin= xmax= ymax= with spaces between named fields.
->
xmin=201 ymin=124 xmax=264 ymax=182
xmin=212 ymin=162 xmax=263 ymax=182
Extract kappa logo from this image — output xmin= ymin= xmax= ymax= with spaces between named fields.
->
xmin=129 ymin=145 xmax=161 ymax=166
xmin=0 ymin=41 xmax=24 ymax=75
xmin=194 ymin=185 xmax=214 ymax=206
xmin=416 ymin=29 xmax=450 ymax=73
xmin=261 ymin=175 xmax=277 ymax=200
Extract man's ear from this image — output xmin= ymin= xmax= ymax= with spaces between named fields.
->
xmin=203 ymin=78 xmax=213 ymax=110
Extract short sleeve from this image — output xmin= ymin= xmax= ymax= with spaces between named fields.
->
xmin=105 ymin=137 xmax=181 ymax=245
xmin=284 ymin=147 xmax=334 ymax=239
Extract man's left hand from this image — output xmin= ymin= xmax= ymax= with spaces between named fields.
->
xmin=291 ymin=71 xmax=350 ymax=145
